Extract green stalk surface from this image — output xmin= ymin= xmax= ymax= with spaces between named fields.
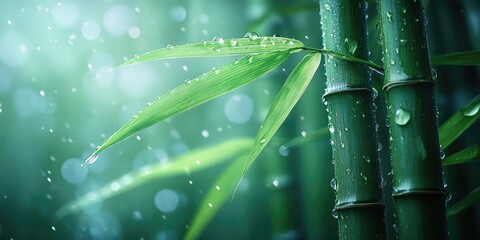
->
xmin=320 ymin=1 xmax=387 ymax=239
xmin=379 ymin=0 xmax=447 ymax=239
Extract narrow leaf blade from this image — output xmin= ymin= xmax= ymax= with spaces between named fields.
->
xmin=282 ymin=127 xmax=329 ymax=148
xmin=241 ymin=52 xmax=321 ymax=176
xmin=90 ymin=51 xmax=290 ymax=158
xmin=443 ymin=144 xmax=480 ymax=166
xmin=439 ymin=94 xmax=480 ymax=148
xmin=184 ymin=155 xmax=246 ymax=240
xmin=118 ymin=37 xmax=303 ymax=68
xmin=431 ymin=50 xmax=480 ymax=66
xmin=56 ymin=139 xmax=253 ymax=219
xmin=448 ymin=186 xmax=480 ymax=217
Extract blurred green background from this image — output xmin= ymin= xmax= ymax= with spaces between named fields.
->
xmin=0 ymin=0 xmax=478 ymax=239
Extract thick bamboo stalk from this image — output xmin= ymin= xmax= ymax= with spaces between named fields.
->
xmin=320 ymin=1 xmax=387 ymax=239
xmin=379 ymin=0 xmax=447 ymax=239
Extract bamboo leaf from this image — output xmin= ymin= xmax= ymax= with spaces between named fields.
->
xmin=439 ymin=95 xmax=480 ymax=149
xmin=448 ymin=186 xmax=480 ymax=217
xmin=184 ymin=155 xmax=246 ymax=240
xmin=86 ymin=51 xmax=291 ymax=162
xmin=56 ymin=139 xmax=253 ymax=219
xmin=282 ymin=127 xmax=329 ymax=148
xmin=431 ymin=50 xmax=480 ymax=66
xmin=443 ymin=144 xmax=480 ymax=166
xmin=241 ymin=53 xmax=321 ymax=176
xmin=117 ymin=37 xmax=303 ymax=69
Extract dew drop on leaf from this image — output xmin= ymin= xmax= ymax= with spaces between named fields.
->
xmin=244 ymin=32 xmax=259 ymax=40
xmin=83 ymin=154 xmax=98 ymax=165
xmin=463 ymin=103 xmax=479 ymax=117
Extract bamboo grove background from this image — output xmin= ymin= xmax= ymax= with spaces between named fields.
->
xmin=0 ymin=0 xmax=478 ymax=239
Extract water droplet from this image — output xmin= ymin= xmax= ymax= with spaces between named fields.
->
xmin=395 ymin=107 xmax=411 ymax=126
xmin=182 ymin=65 xmax=188 ymax=71
xmin=372 ymin=87 xmax=378 ymax=99
xmin=463 ymin=103 xmax=479 ymax=117
xmin=330 ymin=177 xmax=337 ymax=190
xmin=201 ymin=130 xmax=209 ymax=138
xmin=324 ymin=4 xmax=331 ymax=11
xmin=215 ymin=185 xmax=221 ymax=190
xmin=431 ymin=68 xmax=438 ymax=80
xmin=440 ymin=150 xmax=446 ymax=160
xmin=345 ymin=168 xmax=351 ymax=175
xmin=166 ymin=44 xmax=174 ymax=49
xmin=184 ymin=79 xmax=191 ymax=84
xmin=229 ymin=39 xmax=237 ymax=46
xmin=278 ymin=145 xmax=290 ymax=157
xmin=331 ymin=208 xmax=338 ymax=218
xmin=328 ymin=123 xmax=335 ymax=134
xmin=360 ymin=172 xmax=367 ymax=182
xmin=83 ymin=154 xmax=98 ymax=165
xmin=248 ymin=56 xmax=253 ymax=63
xmin=386 ymin=11 xmax=393 ymax=22
xmin=446 ymin=193 xmax=452 ymax=202
xmin=212 ymin=36 xmax=224 ymax=44
xmin=208 ymin=203 xmax=213 ymax=208
xmin=244 ymin=32 xmax=259 ymax=40
xmin=363 ymin=156 xmax=371 ymax=163
xmin=344 ymin=38 xmax=358 ymax=54
xmin=134 ymin=54 xmax=139 ymax=59
xmin=51 ymin=226 xmax=56 ymax=231
xmin=260 ymin=137 xmax=266 ymax=144
xmin=136 ymin=135 xmax=141 ymax=140
xmin=7 ymin=20 xmax=12 ymax=25
xmin=301 ymin=131 xmax=307 ymax=137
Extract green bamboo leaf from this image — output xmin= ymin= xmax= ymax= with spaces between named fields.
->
xmin=282 ymin=127 xmax=329 ymax=148
xmin=85 ymin=51 xmax=291 ymax=163
xmin=117 ymin=36 xmax=303 ymax=69
xmin=241 ymin=52 xmax=321 ymax=176
xmin=184 ymin=155 xmax=246 ymax=240
xmin=439 ymin=94 xmax=480 ymax=149
xmin=443 ymin=144 xmax=480 ymax=166
xmin=448 ymin=186 xmax=480 ymax=217
xmin=431 ymin=50 xmax=480 ymax=66
xmin=56 ymin=138 xmax=253 ymax=219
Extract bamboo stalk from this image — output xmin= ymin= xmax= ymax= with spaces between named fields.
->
xmin=379 ymin=0 xmax=447 ymax=239
xmin=320 ymin=1 xmax=387 ymax=239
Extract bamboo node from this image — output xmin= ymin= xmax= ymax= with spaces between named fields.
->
xmin=383 ymin=78 xmax=435 ymax=92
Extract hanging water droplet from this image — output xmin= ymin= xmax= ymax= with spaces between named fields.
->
xmin=244 ymin=32 xmax=259 ymax=40
xmin=331 ymin=208 xmax=338 ymax=218
xmin=278 ymin=145 xmax=290 ymax=157
xmin=83 ymin=154 xmax=98 ymax=165
xmin=395 ymin=107 xmax=411 ymax=126
xmin=344 ymin=38 xmax=358 ymax=54
xmin=463 ymin=103 xmax=479 ymax=117
xmin=431 ymin=68 xmax=438 ymax=80
xmin=372 ymin=87 xmax=378 ymax=99
xmin=330 ymin=177 xmax=337 ymax=190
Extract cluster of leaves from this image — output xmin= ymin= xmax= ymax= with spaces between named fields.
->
xmin=57 ymin=34 xmax=480 ymax=239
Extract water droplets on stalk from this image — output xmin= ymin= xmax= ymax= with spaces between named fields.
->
xmin=331 ymin=208 xmax=338 ymax=218
xmin=244 ymin=32 xmax=259 ymax=40
xmin=330 ymin=177 xmax=337 ymax=190
xmin=395 ymin=107 xmax=411 ymax=126
xmin=344 ymin=38 xmax=357 ymax=54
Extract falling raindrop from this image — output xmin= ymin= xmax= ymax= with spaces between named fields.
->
xmin=395 ymin=107 xmax=411 ymax=126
